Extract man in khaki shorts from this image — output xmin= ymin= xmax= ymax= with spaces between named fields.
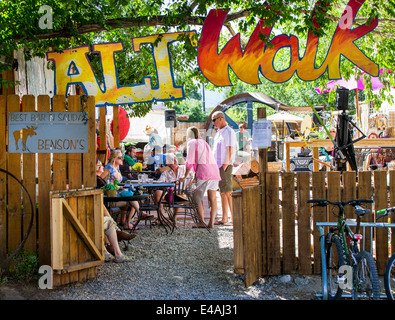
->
xmin=211 ymin=111 xmax=237 ymax=225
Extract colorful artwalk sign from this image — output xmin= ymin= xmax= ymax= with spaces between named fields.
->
xmin=47 ymin=0 xmax=378 ymax=107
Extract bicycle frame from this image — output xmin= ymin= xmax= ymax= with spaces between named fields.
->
xmin=330 ymin=205 xmax=361 ymax=266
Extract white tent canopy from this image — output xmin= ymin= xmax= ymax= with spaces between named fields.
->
xmin=267 ymin=112 xmax=304 ymax=123
xmin=123 ymin=109 xmax=171 ymax=144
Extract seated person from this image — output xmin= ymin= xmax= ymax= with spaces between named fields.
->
xmin=103 ymin=205 xmax=131 ymax=263
xmin=147 ymin=145 xmax=166 ymax=171
xmin=124 ymin=145 xmax=138 ymax=167
xmin=97 ymin=155 xmax=140 ymax=230
xmin=153 ymin=153 xmax=194 ymax=222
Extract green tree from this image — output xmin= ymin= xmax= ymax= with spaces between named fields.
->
xmin=1 ymin=0 xmax=394 ymax=114
xmin=172 ymin=99 xmax=207 ymax=122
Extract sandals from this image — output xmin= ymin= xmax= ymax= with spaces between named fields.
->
xmin=105 ymin=251 xmax=112 ymax=262
xmin=141 ymin=213 xmax=154 ymax=219
xmin=122 ymin=222 xmax=139 ymax=230
xmin=214 ymin=220 xmax=225 ymax=225
xmin=114 ymin=255 xmax=131 ymax=263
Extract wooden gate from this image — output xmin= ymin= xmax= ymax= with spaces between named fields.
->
xmin=0 ymin=94 xmax=103 ymax=286
xmin=51 ymin=190 xmax=104 ymax=286
xmin=233 ymin=170 xmax=395 ymax=287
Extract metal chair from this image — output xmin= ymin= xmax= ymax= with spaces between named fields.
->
xmin=165 ymin=178 xmax=211 ymax=231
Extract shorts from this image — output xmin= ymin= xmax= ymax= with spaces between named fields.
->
xmin=218 ymin=165 xmax=233 ymax=193
xmin=103 ymin=216 xmax=117 ymax=236
xmin=196 ymin=179 xmax=219 ymax=194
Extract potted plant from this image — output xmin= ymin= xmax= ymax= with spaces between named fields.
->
xmin=102 ymin=180 xmax=120 ymax=197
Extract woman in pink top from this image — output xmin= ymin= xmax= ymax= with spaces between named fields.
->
xmin=180 ymin=127 xmax=221 ymax=228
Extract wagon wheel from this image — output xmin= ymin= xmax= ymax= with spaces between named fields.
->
xmin=0 ymin=168 xmax=35 ymax=273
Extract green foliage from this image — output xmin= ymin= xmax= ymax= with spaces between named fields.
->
xmin=8 ymin=249 xmax=39 ymax=282
xmin=172 ymin=99 xmax=207 ymax=122
xmin=0 ymin=0 xmax=394 ymax=113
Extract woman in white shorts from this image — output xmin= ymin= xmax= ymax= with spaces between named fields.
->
xmin=180 ymin=127 xmax=221 ymax=228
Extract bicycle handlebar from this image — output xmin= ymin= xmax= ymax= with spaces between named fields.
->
xmin=376 ymin=207 xmax=395 ymax=220
xmin=307 ymin=199 xmax=373 ymax=207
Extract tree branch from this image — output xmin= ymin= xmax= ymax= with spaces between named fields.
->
xmin=16 ymin=10 xmax=251 ymax=42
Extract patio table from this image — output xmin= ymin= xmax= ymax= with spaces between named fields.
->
xmin=103 ymin=193 xmax=151 ymax=230
xmin=120 ymin=182 xmax=176 ymax=233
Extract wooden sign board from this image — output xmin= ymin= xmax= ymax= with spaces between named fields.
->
xmin=9 ymin=112 xmax=88 ymax=153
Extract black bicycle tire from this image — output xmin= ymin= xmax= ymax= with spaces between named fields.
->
xmin=325 ymin=234 xmax=345 ymax=300
xmin=384 ymin=253 xmax=395 ymax=300
xmin=353 ymin=250 xmax=380 ymax=300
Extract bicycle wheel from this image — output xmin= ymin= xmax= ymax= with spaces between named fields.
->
xmin=325 ymin=234 xmax=345 ymax=299
xmin=384 ymin=253 xmax=395 ymax=300
xmin=352 ymin=251 xmax=380 ymax=300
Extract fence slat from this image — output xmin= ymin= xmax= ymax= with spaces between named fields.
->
xmin=87 ymin=194 xmax=98 ymax=279
xmin=21 ymin=95 xmax=37 ymax=253
xmin=7 ymin=95 xmax=22 ymax=253
xmin=343 ymin=171 xmax=356 ymax=219
xmin=0 ymin=96 xmax=6 ymax=261
xmin=52 ymin=95 xmax=67 ymax=190
xmin=266 ymin=172 xmax=281 ymax=275
xmin=374 ymin=170 xmax=389 ymax=275
xmin=52 ymin=95 xmax=69 ymax=285
xmin=357 ymin=171 xmax=373 ymax=253
xmin=233 ymin=191 xmax=244 ymax=274
xmin=297 ymin=172 xmax=312 ymax=274
xmin=281 ymin=172 xmax=296 ymax=274
xmin=37 ymin=95 xmax=52 ymax=266
xmin=327 ymin=171 xmax=341 ymax=222
xmin=312 ymin=171 xmax=326 ymax=274
xmin=243 ymin=186 xmax=261 ymax=286
xmin=67 ymin=96 xmax=83 ymax=283
xmin=83 ymin=96 xmax=96 ymax=188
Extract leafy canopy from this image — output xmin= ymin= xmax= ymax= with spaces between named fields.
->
xmin=1 ymin=0 xmax=394 ymax=114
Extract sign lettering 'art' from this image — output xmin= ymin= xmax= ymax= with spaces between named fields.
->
xmin=47 ymin=0 xmax=378 ymax=107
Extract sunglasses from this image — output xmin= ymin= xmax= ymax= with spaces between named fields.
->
xmin=212 ymin=117 xmax=221 ymax=122
xmin=117 ymin=156 xmax=123 ymax=160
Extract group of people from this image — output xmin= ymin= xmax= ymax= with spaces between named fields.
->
xmin=144 ymin=111 xmax=240 ymax=228
xmin=95 ymin=110 xmax=251 ymax=262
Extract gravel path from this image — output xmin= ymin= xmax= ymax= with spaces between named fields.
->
xmin=0 ymin=221 xmax=323 ymax=301
xmin=32 ymin=222 xmax=322 ymax=300
xmin=51 ymin=223 xmax=249 ymax=300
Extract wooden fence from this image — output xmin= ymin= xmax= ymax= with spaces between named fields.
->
xmin=233 ymin=170 xmax=395 ymax=287
xmin=0 ymin=94 xmax=103 ymax=285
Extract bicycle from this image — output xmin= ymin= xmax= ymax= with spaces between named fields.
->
xmin=376 ymin=206 xmax=395 ymax=300
xmin=308 ymin=198 xmax=380 ymax=300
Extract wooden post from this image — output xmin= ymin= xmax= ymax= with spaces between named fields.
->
xmin=0 ymin=95 xmax=7 ymax=261
xmin=99 ymin=107 xmax=107 ymax=150
xmin=257 ymin=107 xmax=268 ymax=275
xmin=112 ymin=106 xmax=120 ymax=148
xmin=37 ymin=95 xmax=51 ymax=266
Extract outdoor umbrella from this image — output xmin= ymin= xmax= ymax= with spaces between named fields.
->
xmin=267 ymin=112 xmax=304 ymax=123
xmin=315 ymin=68 xmax=393 ymax=94
xmin=315 ymin=68 xmax=394 ymax=138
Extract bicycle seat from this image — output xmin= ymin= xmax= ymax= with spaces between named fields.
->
xmin=354 ymin=205 xmax=370 ymax=217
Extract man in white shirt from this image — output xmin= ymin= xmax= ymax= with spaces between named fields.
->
xmin=212 ymin=111 xmax=237 ymax=226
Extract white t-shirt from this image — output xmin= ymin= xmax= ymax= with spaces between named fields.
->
xmin=213 ymin=125 xmax=237 ymax=168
